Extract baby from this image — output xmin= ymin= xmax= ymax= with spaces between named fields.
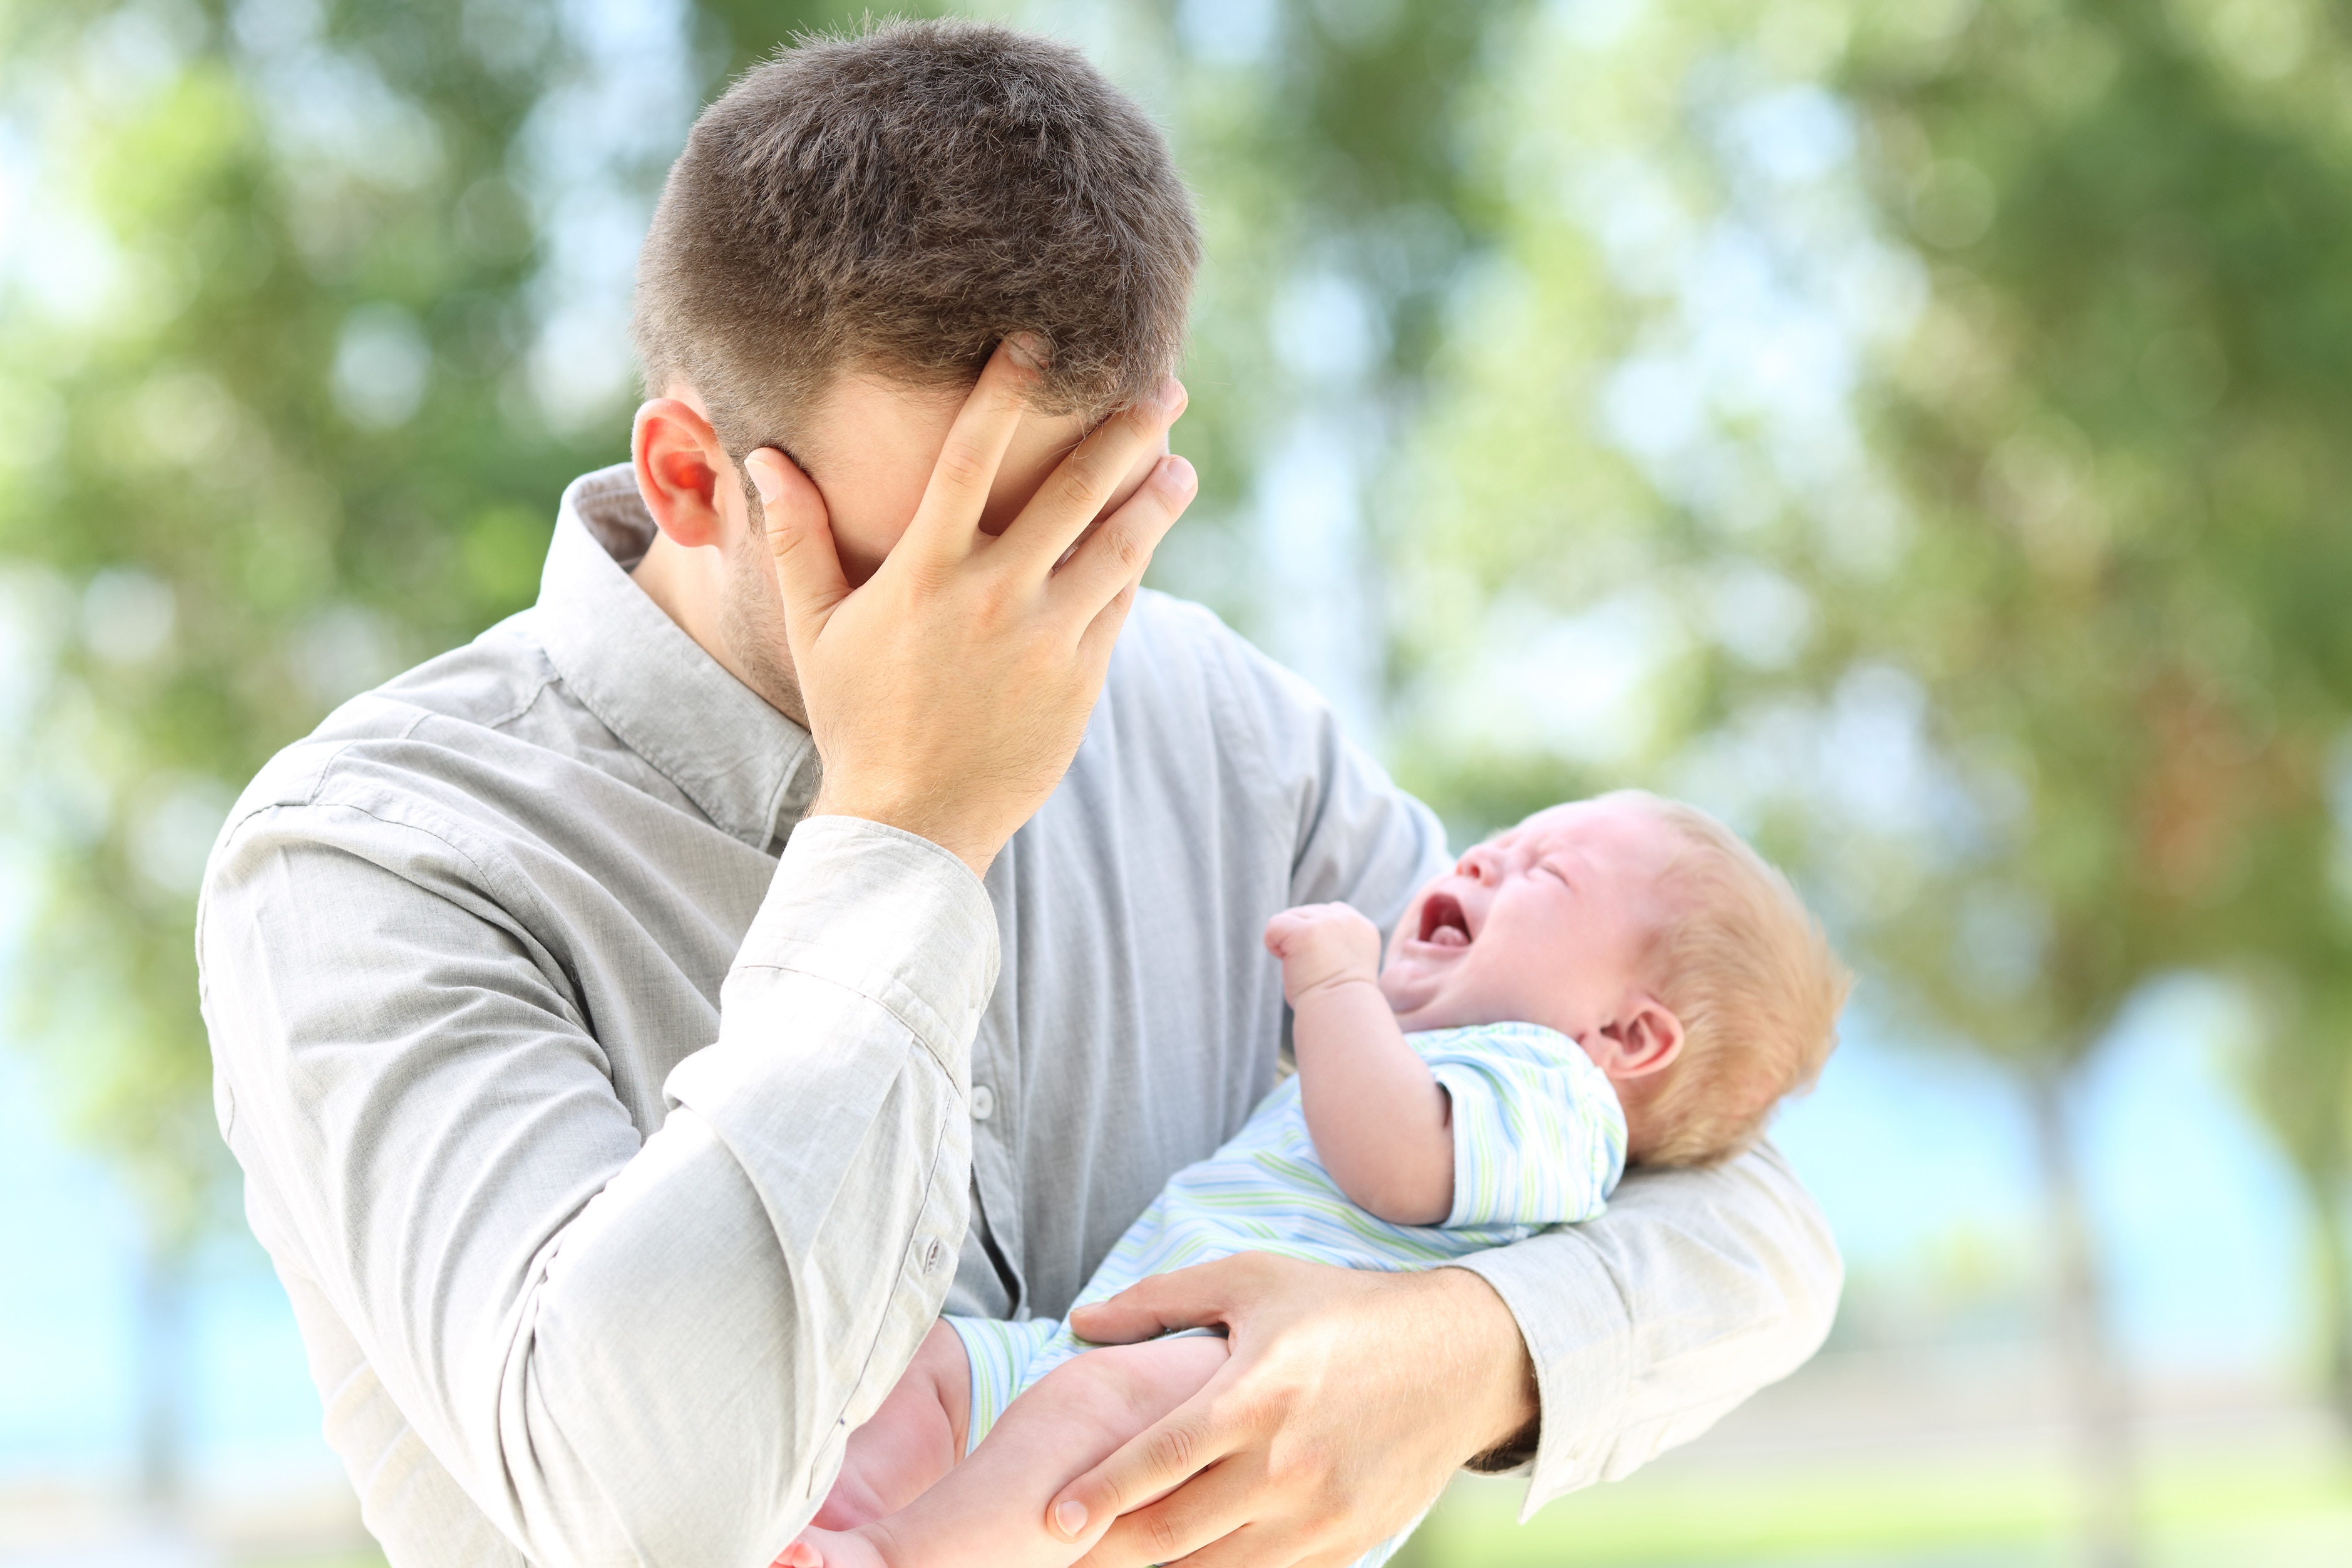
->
xmin=776 ymin=790 xmax=1849 ymax=1568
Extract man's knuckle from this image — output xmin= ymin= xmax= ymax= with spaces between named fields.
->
xmin=935 ymin=443 xmax=991 ymax=493
xmin=1266 ymin=1435 xmax=1328 ymax=1490
xmin=1211 ymin=1385 xmax=1276 ymax=1438
xmin=1100 ymin=526 xmax=1148 ymax=575
xmin=1055 ymin=455 xmax=1106 ymax=509
xmin=1146 ymin=1419 xmax=1201 ymax=1475
xmin=970 ymin=572 xmax=1024 ymax=622
xmin=1141 ymin=1509 xmax=1187 ymax=1559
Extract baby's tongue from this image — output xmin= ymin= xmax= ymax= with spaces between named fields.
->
xmin=1429 ymin=926 xmax=1469 ymax=948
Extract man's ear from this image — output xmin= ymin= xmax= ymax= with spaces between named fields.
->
xmin=633 ymin=397 xmax=735 ymax=550
xmin=1585 ymin=997 xmax=1685 ymax=1079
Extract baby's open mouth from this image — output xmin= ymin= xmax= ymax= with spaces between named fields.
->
xmin=1418 ymin=893 xmax=1472 ymax=948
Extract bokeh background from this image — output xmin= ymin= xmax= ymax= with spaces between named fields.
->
xmin=4 ymin=0 xmax=2351 ymax=1564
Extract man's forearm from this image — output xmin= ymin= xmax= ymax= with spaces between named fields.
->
xmin=1427 ymin=1266 xmax=1541 ymax=1462
xmin=1452 ymin=1141 xmax=1841 ymax=1511
xmin=204 ymin=814 xmax=999 ymax=1568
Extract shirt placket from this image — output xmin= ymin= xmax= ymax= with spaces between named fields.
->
xmin=965 ymin=1002 xmax=1029 ymax=1316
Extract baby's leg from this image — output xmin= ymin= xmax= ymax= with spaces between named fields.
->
xmin=788 ymin=1331 xmax=1230 ymax=1568
xmin=809 ymin=1321 xmax=971 ymax=1532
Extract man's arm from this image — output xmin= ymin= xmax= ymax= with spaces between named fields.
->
xmin=1449 ymin=1141 xmax=1841 ymax=1508
xmin=203 ymin=810 xmax=994 ymax=1568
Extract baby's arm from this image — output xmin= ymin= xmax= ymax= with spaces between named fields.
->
xmin=1264 ymin=904 xmax=1454 ymax=1226
xmin=780 ymin=1333 xmax=1229 ymax=1568
xmin=794 ymin=1320 xmax=972 ymax=1542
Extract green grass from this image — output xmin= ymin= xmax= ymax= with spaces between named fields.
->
xmin=1406 ymin=1451 xmax=2352 ymax=1567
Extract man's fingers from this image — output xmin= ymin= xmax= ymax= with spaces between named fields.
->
xmin=1074 ymin=578 xmax=1142 ymax=691
xmin=901 ymin=336 xmax=1046 ymax=565
xmin=1050 ymin=1383 xmax=1243 ymax=1557
xmin=1069 ymin=1460 xmax=1262 ymax=1568
xmin=753 ymin=449 xmax=846 ymax=664
xmin=1053 ymin=454 xmax=1196 ymax=622
xmin=1004 ymin=378 xmax=1187 ymax=573
xmin=1065 ymin=1257 xmax=1246 ymax=1346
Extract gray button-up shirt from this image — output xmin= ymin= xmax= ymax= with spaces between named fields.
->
xmin=198 ymin=464 xmax=1841 ymax=1568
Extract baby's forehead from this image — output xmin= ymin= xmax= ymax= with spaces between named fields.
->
xmin=1496 ymin=800 xmax=1681 ymax=877
xmin=1498 ymin=798 xmax=1638 ymax=846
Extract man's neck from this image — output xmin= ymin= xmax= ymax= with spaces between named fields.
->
xmin=629 ymin=529 xmax=810 ymax=729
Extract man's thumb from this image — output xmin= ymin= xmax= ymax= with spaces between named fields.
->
xmin=1067 ymin=1269 xmax=1226 ymax=1345
xmin=748 ymin=448 xmax=845 ymax=649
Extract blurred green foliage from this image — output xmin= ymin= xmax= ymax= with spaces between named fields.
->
xmin=0 ymin=0 xmax=624 ymax=1249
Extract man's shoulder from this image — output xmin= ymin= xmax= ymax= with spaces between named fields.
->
xmin=1116 ymin=586 xmax=1230 ymax=658
xmin=220 ymin=613 xmax=570 ymax=846
xmin=1109 ymin=588 xmax=1332 ymax=725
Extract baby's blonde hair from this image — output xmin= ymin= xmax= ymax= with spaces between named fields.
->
xmin=1603 ymin=791 xmax=1851 ymax=1168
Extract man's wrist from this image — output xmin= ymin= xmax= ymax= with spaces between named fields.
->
xmin=1428 ymin=1266 xmax=1541 ymax=1462
xmin=807 ymin=784 xmax=999 ymax=881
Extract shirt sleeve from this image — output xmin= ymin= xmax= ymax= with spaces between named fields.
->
xmin=200 ymin=805 xmax=995 ymax=1568
xmin=1447 ymin=1141 xmax=1842 ymax=1514
xmin=1423 ymin=1025 xmax=1627 ymax=1228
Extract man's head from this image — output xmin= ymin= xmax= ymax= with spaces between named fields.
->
xmin=632 ymin=19 xmax=1198 ymax=461
xmin=625 ymin=21 xmax=1199 ymax=716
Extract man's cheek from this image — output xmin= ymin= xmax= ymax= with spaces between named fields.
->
xmin=833 ymin=518 xmax=912 ymax=587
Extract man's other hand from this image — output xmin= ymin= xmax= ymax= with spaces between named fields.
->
xmin=1052 ymin=1254 xmax=1538 ymax=1568
xmin=750 ymin=337 xmax=1194 ymax=879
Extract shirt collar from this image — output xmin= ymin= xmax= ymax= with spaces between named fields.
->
xmin=533 ymin=463 xmax=819 ymax=851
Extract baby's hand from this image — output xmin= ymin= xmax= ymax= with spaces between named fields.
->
xmin=1263 ymin=903 xmax=1384 ymax=1003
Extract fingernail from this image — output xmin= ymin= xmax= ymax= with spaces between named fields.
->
xmin=746 ymin=453 xmax=782 ymax=505
xmin=1005 ymin=332 xmax=1048 ymax=371
xmin=1162 ymin=454 xmax=1197 ymax=493
xmin=1154 ymin=377 xmax=1186 ymax=416
xmin=1054 ymin=1500 xmax=1088 ymax=1538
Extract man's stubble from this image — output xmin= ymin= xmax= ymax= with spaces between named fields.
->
xmin=717 ymin=521 xmax=809 ymax=729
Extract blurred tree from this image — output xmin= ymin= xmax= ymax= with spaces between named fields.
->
xmin=1840 ymin=6 xmax=2352 ymax=1553
xmin=2241 ymin=961 xmax=2352 ymax=1425
xmin=0 ymin=0 xmax=627 ymax=1519
xmin=1392 ymin=3 xmax=2352 ymax=1567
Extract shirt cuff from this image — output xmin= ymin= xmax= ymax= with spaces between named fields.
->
xmin=722 ymin=814 xmax=1002 ymax=1077
xmin=1447 ymin=1239 xmax=1630 ymax=1520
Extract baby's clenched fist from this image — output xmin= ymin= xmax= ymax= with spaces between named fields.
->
xmin=1263 ymin=903 xmax=1384 ymax=1005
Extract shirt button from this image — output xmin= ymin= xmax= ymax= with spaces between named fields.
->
xmin=923 ymin=1237 xmax=946 ymax=1274
xmin=971 ymin=1084 xmax=996 ymax=1122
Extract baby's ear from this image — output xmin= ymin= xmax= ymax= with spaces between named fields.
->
xmin=1595 ymin=998 xmax=1685 ymax=1079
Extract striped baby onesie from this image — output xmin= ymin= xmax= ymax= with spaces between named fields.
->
xmin=945 ymin=1021 xmax=1626 ymax=1564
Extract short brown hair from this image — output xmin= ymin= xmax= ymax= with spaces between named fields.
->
xmin=632 ymin=19 xmax=1199 ymax=459
xmin=1613 ymin=792 xmax=1851 ymax=1168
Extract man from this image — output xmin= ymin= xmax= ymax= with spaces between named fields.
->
xmin=199 ymin=21 xmax=1839 ymax=1568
